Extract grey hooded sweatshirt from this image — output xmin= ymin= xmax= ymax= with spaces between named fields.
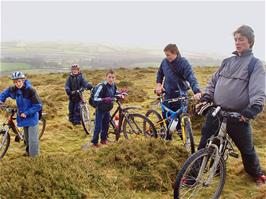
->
xmin=205 ymin=49 xmax=265 ymax=112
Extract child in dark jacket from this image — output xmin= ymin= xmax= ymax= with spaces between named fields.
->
xmin=0 ymin=71 xmax=42 ymax=157
xmin=91 ymin=70 xmax=117 ymax=147
xmin=65 ymin=64 xmax=93 ymax=125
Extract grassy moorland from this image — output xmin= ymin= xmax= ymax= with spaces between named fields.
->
xmin=0 ymin=67 xmax=265 ymax=199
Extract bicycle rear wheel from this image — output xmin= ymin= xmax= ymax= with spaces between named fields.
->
xmin=145 ymin=109 xmax=166 ymax=139
xmin=174 ymin=148 xmax=226 ymax=199
xmin=123 ymin=113 xmax=156 ymax=139
xmin=80 ymin=103 xmax=92 ymax=135
xmin=0 ymin=129 xmax=10 ymax=160
xmin=38 ymin=117 xmax=46 ymax=140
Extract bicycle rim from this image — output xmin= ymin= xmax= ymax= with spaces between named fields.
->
xmin=175 ymin=148 xmax=226 ymax=199
xmin=80 ymin=104 xmax=92 ymax=135
xmin=0 ymin=130 xmax=10 ymax=160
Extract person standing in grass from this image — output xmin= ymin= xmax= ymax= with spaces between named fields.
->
xmin=155 ymin=43 xmax=202 ymax=139
xmin=197 ymin=25 xmax=266 ymax=186
xmin=65 ymin=64 xmax=93 ymax=125
xmin=91 ymin=70 xmax=117 ymax=148
xmin=0 ymin=71 xmax=42 ymax=157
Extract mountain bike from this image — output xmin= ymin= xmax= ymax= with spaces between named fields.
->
xmin=145 ymin=91 xmax=195 ymax=154
xmin=174 ymin=106 xmax=242 ymax=199
xmin=107 ymin=91 xmax=157 ymax=141
xmin=72 ymin=88 xmax=92 ymax=135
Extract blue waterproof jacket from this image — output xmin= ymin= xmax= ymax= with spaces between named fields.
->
xmin=0 ymin=80 xmax=42 ymax=127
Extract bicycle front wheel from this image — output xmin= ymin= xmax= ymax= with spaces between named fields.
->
xmin=123 ymin=113 xmax=156 ymax=139
xmin=181 ymin=116 xmax=195 ymax=154
xmin=174 ymin=148 xmax=226 ymax=199
xmin=145 ymin=109 xmax=166 ymax=139
xmin=0 ymin=129 xmax=10 ymax=160
xmin=80 ymin=103 xmax=92 ymax=135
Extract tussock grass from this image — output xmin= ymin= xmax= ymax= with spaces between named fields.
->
xmin=0 ymin=67 xmax=265 ymax=198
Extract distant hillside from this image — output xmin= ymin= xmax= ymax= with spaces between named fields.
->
xmin=1 ymin=42 xmax=223 ymax=74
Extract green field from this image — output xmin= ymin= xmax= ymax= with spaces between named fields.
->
xmin=0 ymin=62 xmax=31 ymax=72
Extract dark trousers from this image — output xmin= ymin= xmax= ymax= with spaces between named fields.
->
xmin=91 ymin=108 xmax=110 ymax=144
xmin=68 ymin=100 xmax=81 ymax=123
xmin=198 ymin=112 xmax=263 ymax=178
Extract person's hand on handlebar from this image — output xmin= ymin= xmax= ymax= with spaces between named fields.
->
xmin=193 ymin=92 xmax=202 ymax=101
xmin=102 ymin=97 xmax=113 ymax=104
xmin=118 ymin=89 xmax=128 ymax=95
xmin=155 ymin=83 xmax=164 ymax=95
xmin=239 ymin=116 xmax=249 ymax=123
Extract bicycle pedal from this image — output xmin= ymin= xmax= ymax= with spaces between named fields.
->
xmin=229 ymin=151 xmax=239 ymax=158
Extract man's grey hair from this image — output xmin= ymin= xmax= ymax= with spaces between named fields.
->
xmin=233 ymin=25 xmax=255 ymax=48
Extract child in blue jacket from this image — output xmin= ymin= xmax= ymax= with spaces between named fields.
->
xmin=91 ymin=70 xmax=117 ymax=147
xmin=65 ymin=64 xmax=93 ymax=125
xmin=0 ymin=71 xmax=42 ymax=157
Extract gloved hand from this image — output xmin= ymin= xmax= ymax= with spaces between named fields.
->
xmin=102 ymin=97 xmax=113 ymax=104
xmin=195 ymin=101 xmax=214 ymax=116
xmin=241 ymin=104 xmax=263 ymax=119
xmin=200 ymin=93 xmax=212 ymax=102
xmin=87 ymin=84 xmax=93 ymax=90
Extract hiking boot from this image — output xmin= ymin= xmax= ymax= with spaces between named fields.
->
xmin=22 ymin=152 xmax=29 ymax=157
xmin=255 ymin=175 xmax=266 ymax=186
xmin=72 ymin=121 xmax=81 ymax=126
xmin=92 ymin=143 xmax=100 ymax=148
xmin=100 ymin=140 xmax=108 ymax=145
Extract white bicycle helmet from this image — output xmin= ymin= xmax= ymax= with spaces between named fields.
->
xmin=10 ymin=71 xmax=26 ymax=80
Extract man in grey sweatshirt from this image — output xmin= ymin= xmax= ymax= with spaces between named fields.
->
xmin=198 ymin=25 xmax=266 ymax=186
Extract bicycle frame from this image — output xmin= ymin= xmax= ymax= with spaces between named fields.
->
xmin=109 ymin=93 xmax=142 ymax=136
xmin=1 ymin=107 xmax=20 ymax=136
xmin=158 ymin=94 xmax=189 ymax=128
xmin=197 ymin=107 xmax=239 ymax=185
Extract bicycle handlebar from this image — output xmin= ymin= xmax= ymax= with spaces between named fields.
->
xmin=0 ymin=104 xmax=17 ymax=114
xmin=211 ymin=106 xmax=247 ymax=121
xmin=114 ymin=92 xmax=128 ymax=100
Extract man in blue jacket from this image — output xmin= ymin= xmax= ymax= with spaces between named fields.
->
xmin=65 ymin=64 xmax=93 ymax=125
xmin=0 ymin=71 xmax=42 ymax=157
xmin=155 ymin=44 xmax=202 ymax=139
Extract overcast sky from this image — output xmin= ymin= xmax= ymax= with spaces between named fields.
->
xmin=1 ymin=1 xmax=265 ymax=60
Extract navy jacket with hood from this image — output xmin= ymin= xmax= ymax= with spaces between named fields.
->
xmin=157 ymin=55 xmax=201 ymax=98
xmin=65 ymin=73 xmax=93 ymax=101
xmin=93 ymin=81 xmax=117 ymax=112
